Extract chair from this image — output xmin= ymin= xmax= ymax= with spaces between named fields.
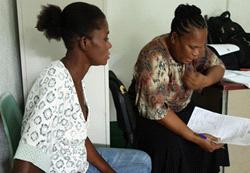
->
xmin=109 ymin=70 xmax=137 ymax=148
xmin=0 ymin=92 xmax=23 ymax=167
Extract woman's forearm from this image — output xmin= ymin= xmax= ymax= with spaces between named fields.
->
xmin=156 ymin=110 xmax=199 ymax=142
xmin=85 ymin=137 xmax=116 ymax=173
xmin=205 ymin=65 xmax=225 ymax=86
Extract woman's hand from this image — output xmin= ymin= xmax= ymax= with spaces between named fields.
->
xmin=196 ymin=133 xmax=225 ymax=152
xmin=156 ymin=110 xmax=225 ymax=153
xmin=182 ymin=65 xmax=225 ymax=90
xmin=182 ymin=71 xmax=207 ymax=90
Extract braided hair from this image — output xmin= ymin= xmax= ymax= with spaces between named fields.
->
xmin=36 ymin=2 xmax=106 ymax=50
xmin=170 ymin=4 xmax=206 ymax=36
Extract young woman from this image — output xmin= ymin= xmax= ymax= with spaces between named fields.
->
xmin=128 ymin=4 xmax=229 ymax=173
xmin=12 ymin=2 xmax=151 ymax=173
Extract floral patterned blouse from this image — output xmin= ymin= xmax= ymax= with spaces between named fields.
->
xmin=14 ymin=60 xmax=89 ymax=173
xmin=131 ymin=34 xmax=225 ymax=120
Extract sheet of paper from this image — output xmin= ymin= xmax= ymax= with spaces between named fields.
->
xmin=222 ymin=70 xmax=250 ymax=88
xmin=187 ymin=107 xmax=250 ymax=146
xmin=207 ymin=44 xmax=239 ymax=56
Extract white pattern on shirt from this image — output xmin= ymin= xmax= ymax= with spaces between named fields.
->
xmin=15 ymin=60 xmax=89 ymax=173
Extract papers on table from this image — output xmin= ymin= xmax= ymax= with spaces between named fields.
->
xmin=222 ymin=70 xmax=250 ymax=88
xmin=207 ymin=44 xmax=239 ymax=56
xmin=187 ymin=107 xmax=250 ymax=146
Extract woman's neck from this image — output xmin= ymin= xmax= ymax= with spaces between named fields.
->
xmin=61 ymin=50 xmax=90 ymax=84
xmin=165 ymin=34 xmax=179 ymax=63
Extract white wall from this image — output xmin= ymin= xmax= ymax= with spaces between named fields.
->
xmin=0 ymin=0 xmax=23 ymax=106
xmin=228 ymin=0 xmax=250 ymax=32
xmin=0 ymin=0 xmax=23 ymax=171
xmin=107 ymin=0 xmax=227 ymax=121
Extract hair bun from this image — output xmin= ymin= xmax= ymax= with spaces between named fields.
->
xmin=36 ymin=4 xmax=62 ymax=40
xmin=175 ymin=4 xmax=201 ymax=19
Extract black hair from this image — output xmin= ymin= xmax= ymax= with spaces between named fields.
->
xmin=36 ymin=2 xmax=106 ymax=50
xmin=170 ymin=4 xmax=206 ymax=36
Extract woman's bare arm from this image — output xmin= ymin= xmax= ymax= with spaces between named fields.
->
xmin=85 ymin=137 xmax=116 ymax=173
xmin=12 ymin=159 xmax=44 ymax=173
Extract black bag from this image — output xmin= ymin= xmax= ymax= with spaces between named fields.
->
xmin=207 ymin=45 xmax=239 ymax=70
xmin=228 ymin=33 xmax=250 ymax=68
xmin=207 ymin=11 xmax=245 ymax=44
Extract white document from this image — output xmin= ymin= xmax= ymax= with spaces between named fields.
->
xmin=187 ymin=107 xmax=250 ymax=146
xmin=222 ymin=70 xmax=250 ymax=88
xmin=207 ymin=44 xmax=239 ymax=56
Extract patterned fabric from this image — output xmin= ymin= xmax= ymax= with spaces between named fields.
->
xmin=132 ymin=34 xmax=225 ymax=120
xmin=14 ymin=60 xmax=89 ymax=173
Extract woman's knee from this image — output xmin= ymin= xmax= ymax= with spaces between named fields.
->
xmin=135 ymin=149 xmax=152 ymax=169
xmin=96 ymin=148 xmax=152 ymax=172
xmin=117 ymin=149 xmax=152 ymax=173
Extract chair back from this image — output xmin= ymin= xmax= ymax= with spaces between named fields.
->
xmin=0 ymin=92 xmax=23 ymax=167
xmin=109 ymin=70 xmax=137 ymax=148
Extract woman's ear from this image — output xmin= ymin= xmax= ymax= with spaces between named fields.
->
xmin=170 ymin=32 xmax=178 ymax=44
xmin=79 ymin=37 xmax=87 ymax=52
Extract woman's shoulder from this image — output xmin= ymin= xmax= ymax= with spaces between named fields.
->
xmin=142 ymin=34 xmax=169 ymax=52
xmin=31 ymin=60 xmax=72 ymax=94
xmin=43 ymin=60 xmax=65 ymax=73
xmin=152 ymin=33 xmax=168 ymax=41
xmin=37 ymin=60 xmax=69 ymax=80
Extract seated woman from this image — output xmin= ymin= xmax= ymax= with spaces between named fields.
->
xmin=12 ymin=2 xmax=151 ymax=173
xmin=128 ymin=4 xmax=229 ymax=173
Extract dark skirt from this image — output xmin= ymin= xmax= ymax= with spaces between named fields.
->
xmin=135 ymin=102 xmax=230 ymax=173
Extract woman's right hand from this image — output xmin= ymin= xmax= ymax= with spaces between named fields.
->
xmin=196 ymin=133 xmax=225 ymax=152
xmin=156 ymin=110 xmax=225 ymax=152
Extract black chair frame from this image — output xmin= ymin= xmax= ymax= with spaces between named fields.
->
xmin=109 ymin=70 xmax=137 ymax=148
